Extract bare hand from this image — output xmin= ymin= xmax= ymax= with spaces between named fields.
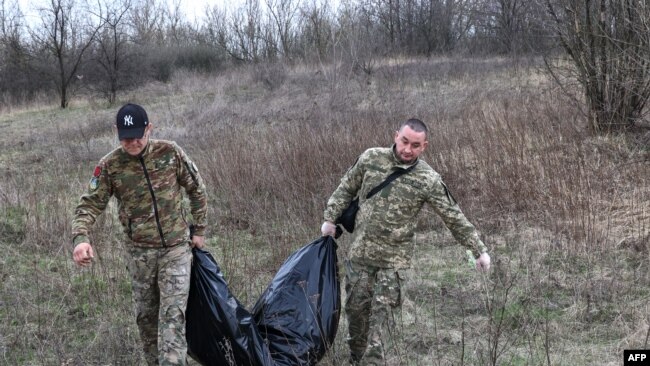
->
xmin=321 ymin=221 xmax=336 ymax=237
xmin=73 ymin=243 xmax=94 ymax=267
xmin=476 ymin=252 xmax=491 ymax=272
xmin=190 ymin=235 xmax=205 ymax=249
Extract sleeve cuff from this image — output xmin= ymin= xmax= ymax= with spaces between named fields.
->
xmin=73 ymin=235 xmax=89 ymax=246
xmin=473 ymin=241 xmax=488 ymax=258
xmin=192 ymin=225 xmax=206 ymax=237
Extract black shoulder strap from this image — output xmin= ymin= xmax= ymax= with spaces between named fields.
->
xmin=366 ymin=163 xmax=417 ymax=199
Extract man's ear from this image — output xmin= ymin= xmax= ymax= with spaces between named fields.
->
xmin=145 ymin=123 xmax=154 ymax=136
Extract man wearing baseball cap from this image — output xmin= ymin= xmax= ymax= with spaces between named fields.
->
xmin=71 ymin=103 xmax=208 ymax=365
xmin=116 ymin=103 xmax=149 ymax=139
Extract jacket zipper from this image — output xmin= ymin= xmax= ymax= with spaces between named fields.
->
xmin=139 ymin=156 xmax=167 ymax=247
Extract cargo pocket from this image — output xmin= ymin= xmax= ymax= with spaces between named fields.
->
xmin=344 ymin=259 xmax=373 ymax=309
xmin=375 ymin=268 xmax=402 ymax=308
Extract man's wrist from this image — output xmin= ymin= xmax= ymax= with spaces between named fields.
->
xmin=73 ymin=235 xmax=89 ymax=246
xmin=475 ymin=241 xmax=488 ymax=257
xmin=192 ymin=225 xmax=206 ymax=237
xmin=323 ymin=215 xmax=337 ymax=224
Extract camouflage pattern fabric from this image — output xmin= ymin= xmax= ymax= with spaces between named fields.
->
xmin=324 ymin=145 xmax=487 ymax=269
xmin=128 ymin=243 xmax=192 ymax=365
xmin=72 ymin=139 xmax=208 ymax=248
xmin=345 ymin=259 xmax=402 ymax=366
xmin=71 ymin=139 xmax=207 ymax=364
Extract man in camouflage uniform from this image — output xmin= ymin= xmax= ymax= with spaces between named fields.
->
xmin=71 ymin=103 xmax=208 ymax=365
xmin=321 ymin=118 xmax=491 ymax=365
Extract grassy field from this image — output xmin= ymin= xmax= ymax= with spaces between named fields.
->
xmin=0 ymin=56 xmax=648 ymax=365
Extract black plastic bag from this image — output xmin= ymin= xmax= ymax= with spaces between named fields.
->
xmin=186 ymin=236 xmax=340 ymax=366
xmin=186 ymin=248 xmax=274 ymax=366
xmin=253 ymin=236 xmax=341 ymax=366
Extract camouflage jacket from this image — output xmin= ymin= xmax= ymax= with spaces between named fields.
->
xmin=72 ymin=139 xmax=208 ymax=248
xmin=324 ymin=146 xmax=487 ymax=269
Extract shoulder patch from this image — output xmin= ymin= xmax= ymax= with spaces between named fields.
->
xmin=89 ymin=177 xmax=99 ymax=191
xmin=441 ymin=182 xmax=457 ymax=205
xmin=93 ymin=165 xmax=102 ymax=177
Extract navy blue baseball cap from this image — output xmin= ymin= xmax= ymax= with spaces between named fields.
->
xmin=116 ymin=103 xmax=149 ymax=140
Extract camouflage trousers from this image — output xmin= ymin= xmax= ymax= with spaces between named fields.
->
xmin=127 ymin=242 xmax=192 ymax=366
xmin=345 ymin=259 xmax=403 ymax=366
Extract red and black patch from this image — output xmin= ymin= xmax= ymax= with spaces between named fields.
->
xmin=93 ymin=165 xmax=102 ymax=177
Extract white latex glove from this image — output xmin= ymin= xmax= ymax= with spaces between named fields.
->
xmin=321 ymin=221 xmax=337 ymax=237
xmin=476 ymin=252 xmax=491 ymax=272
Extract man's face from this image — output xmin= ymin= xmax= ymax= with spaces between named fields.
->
xmin=394 ymin=125 xmax=428 ymax=164
xmin=119 ymin=124 xmax=152 ymax=156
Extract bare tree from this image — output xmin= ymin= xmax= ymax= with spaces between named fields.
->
xmin=94 ymin=0 xmax=131 ymax=104
xmin=162 ymin=0 xmax=198 ymax=46
xmin=204 ymin=4 xmax=227 ymax=46
xmin=349 ymin=0 xmax=476 ymax=56
xmin=213 ymin=0 xmax=265 ymax=62
xmin=129 ymin=0 xmax=166 ymax=45
xmin=0 ymin=0 xmax=38 ymax=104
xmin=545 ymin=0 xmax=650 ymax=132
xmin=0 ymin=0 xmax=20 ymax=38
xmin=476 ymin=0 xmax=526 ymax=53
xmin=412 ymin=0 xmax=444 ymax=54
xmin=370 ymin=0 xmax=401 ymax=47
xmin=265 ymin=0 xmax=299 ymax=59
xmin=471 ymin=0 xmax=549 ymax=54
xmin=350 ymin=0 xmax=405 ymax=51
xmin=411 ymin=0 xmax=473 ymax=54
xmin=338 ymin=1 xmax=382 ymax=74
xmin=0 ymin=0 xmax=24 ymax=71
xmin=297 ymin=0 xmax=333 ymax=60
xmin=31 ymin=0 xmax=103 ymax=108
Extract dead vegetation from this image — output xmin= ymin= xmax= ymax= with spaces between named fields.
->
xmin=0 ymin=56 xmax=648 ymax=365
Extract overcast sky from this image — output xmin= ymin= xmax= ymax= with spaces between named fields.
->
xmin=16 ymin=0 xmax=241 ymax=25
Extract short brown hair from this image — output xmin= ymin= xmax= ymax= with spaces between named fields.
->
xmin=399 ymin=118 xmax=428 ymax=136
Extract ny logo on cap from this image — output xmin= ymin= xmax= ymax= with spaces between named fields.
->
xmin=124 ymin=115 xmax=133 ymax=126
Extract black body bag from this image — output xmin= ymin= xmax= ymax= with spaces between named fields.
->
xmin=335 ymin=164 xmax=416 ymax=234
xmin=186 ymin=236 xmax=340 ymax=366
xmin=185 ymin=248 xmax=273 ymax=366
xmin=253 ymin=236 xmax=340 ymax=365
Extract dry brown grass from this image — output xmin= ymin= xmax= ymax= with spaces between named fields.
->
xmin=0 ymin=56 xmax=648 ymax=365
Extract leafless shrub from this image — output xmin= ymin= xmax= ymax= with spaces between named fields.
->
xmin=251 ymin=62 xmax=287 ymax=90
xmin=1 ymin=56 xmax=648 ymax=364
xmin=544 ymin=0 xmax=650 ymax=132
